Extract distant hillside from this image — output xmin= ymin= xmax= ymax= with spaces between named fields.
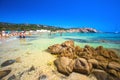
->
xmin=0 ymin=22 xmax=66 ymax=31
xmin=0 ymin=22 xmax=98 ymax=33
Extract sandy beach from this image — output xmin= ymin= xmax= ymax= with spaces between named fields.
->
xmin=0 ymin=34 xmax=70 ymax=80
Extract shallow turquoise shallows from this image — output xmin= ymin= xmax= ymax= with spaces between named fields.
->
xmin=0 ymin=32 xmax=120 ymax=54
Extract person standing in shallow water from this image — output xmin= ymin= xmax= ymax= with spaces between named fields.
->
xmin=19 ymin=31 xmax=26 ymax=38
xmin=19 ymin=32 xmax=22 ymax=38
xmin=60 ymin=32 xmax=62 ymax=36
xmin=23 ymin=32 xmax=26 ymax=38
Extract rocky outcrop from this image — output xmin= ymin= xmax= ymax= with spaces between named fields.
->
xmin=54 ymin=57 xmax=75 ymax=75
xmin=47 ymin=40 xmax=120 ymax=79
xmin=65 ymin=28 xmax=98 ymax=33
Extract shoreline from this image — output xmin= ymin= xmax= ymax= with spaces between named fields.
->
xmin=0 ymin=33 xmax=120 ymax=80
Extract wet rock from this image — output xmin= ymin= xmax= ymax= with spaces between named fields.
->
xmin=0 ymin=70 xmax=11 ymax=79
xmin=73 ymin=58 xmax=92 ymax=74
xmin=47 ymin=44 xmax=62 ymax=54
xmin=54 ymin=57 xmax=75 ymax=75
xmin=39 ymin=75 xmax=47 ymax=80
xmin=1 ymin=60 xmax=15 ymax=67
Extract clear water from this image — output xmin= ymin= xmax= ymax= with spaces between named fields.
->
xmin=57 ymin=32 xmax=120 ymax=49
xmin=0 ymin=32 xmax=120 ymax=49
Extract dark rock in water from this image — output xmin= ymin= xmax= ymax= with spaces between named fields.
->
xmin=0 ymin=70 xmax=11 ymax=79
xmin=1 ymin=60 xmax=15 ymax=67
xmin=39 ymin=75 xmax=47 ymax=80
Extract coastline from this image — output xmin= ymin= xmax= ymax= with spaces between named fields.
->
xmin=0 ymin=32 xmax=120 ymax=80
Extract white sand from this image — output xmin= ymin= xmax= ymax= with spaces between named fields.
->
xmin=0 ymin=36 xmax=67 ymax=80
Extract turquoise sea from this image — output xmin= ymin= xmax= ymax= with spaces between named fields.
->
xmin=0 ymin=32 xmax=120 ymax=49
xmin=26 ymin=32 xmax=120 ymax=49
xmin=60 ymin=32 xmax=120 ymax=49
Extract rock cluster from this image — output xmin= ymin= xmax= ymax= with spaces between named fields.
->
xmin=47 ymin=40 xmax=120 ymax=79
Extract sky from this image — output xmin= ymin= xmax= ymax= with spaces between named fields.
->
xmin=0 ymin=0 xmax=120 ymax=32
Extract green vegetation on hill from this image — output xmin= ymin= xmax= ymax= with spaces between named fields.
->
xmin=0 ymin=22 xmax=66 ymax=31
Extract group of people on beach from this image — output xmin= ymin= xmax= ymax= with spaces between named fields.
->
xmin=0 ymin=31 xmax=17 ymax=39
xmin=0 ymin=30 xmax=63 ymax=40
xmin=0 ymin=31 xmax=28 ymax=39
